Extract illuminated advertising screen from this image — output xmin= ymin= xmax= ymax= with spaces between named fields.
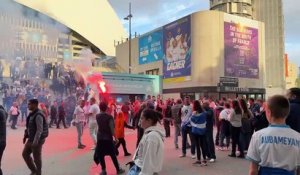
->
xmin=224 ymin=22 xmax=259 ymax=79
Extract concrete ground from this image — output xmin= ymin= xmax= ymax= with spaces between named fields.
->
xmin=2 ymin=125 xmax=249 ymax=175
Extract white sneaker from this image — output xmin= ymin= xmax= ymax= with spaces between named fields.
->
xmin=217 ymin=147 xmax=224 ymax=151
xmin=209 ymin=159 xmax=215 ymax=163
xmin=191 ymin=154 xmax=196 ymax=159
xmin=179 ymin=154 xmax=186 ymax=158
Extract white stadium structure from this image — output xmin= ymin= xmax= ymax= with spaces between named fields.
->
xmin=0 ymin=0 xmax=126 ymax=71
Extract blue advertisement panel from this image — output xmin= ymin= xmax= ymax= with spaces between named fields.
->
xmin=139 ymin=29 xmax=163 ymax=64
xmin=163 ymin=16 xmax=191 ymax=81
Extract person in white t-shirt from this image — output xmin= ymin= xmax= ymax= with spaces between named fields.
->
xmin=247 ymin=95 xmax=300 ymax=175
xmin=218 ymin=102 xmax=231 ymax=150
xmin=73 ymin=100 xmax=86 ymax=149
xmin=9 ymin=102 xmax=19 ymax=129
xmin=88 ymin=97 xmax=100 ymax=149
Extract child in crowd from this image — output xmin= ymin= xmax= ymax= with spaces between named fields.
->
xmin=247 ymin=95 xmax=300 ymax=175
xmin=115 ymin=111 xmax=134 ymax=156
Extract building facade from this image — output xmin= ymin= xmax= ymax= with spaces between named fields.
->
xmin=116 ymin=11 xmax=266 ymax=100
xmin=285 ymin=61 xmax=299 ymax=89
xmin=210 ymin=0 xmax=253 ymax=18
xmin=210 ymin=0 xmax=285 ymax=97
xmin=0 ymin=0 xmax=126 ymax=77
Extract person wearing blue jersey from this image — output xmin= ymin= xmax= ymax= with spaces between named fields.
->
xmin=247 ymin=95 xmax=300 ymax=175
xmin=190 ymin=100 xmax=207 ymax=166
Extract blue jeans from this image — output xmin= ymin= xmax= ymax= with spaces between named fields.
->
xmin=181 ymin=126 xmax=195 ymax=155
xmin=75 ymin=122 xmax=84 ymax=146
xmin=127 ymin=165 xmax=141 ymax=175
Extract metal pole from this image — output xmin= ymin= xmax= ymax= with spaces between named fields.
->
xmin=128 ymin=2 xmax=132 ymax=74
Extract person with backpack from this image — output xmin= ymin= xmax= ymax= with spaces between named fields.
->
xmin=22 ymin=99 xmax=49 ymax=175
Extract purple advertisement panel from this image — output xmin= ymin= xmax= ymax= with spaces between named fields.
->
xmin=224 ymin=22 xmax=259 ymax=79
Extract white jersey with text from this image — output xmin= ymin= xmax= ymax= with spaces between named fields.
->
xmin=181 ymin=104 xmax=193 ymax=127
xmin=246 ymin=125 xmax=300 ymax=172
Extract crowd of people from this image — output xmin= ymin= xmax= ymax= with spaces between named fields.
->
xmin=0 ymin=85 xmax=299 ymax=175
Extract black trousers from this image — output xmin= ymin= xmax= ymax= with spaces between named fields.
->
xmin=193 ymin=134 xmax=207 ymax=161
xmin=97 ymin=140 xmax=120 ymax=172
xmin=0 ymin=142 xmax=6 ymax=175
xmin=181 ymin=127 xmax=195 ymax=155
xmin=206 ymin=130 xmax=216 ymax=159
xmin=136 ymin=127 xmax=144 ymax=148
xmin=164 ymin=120 xmax=171 ymax=137
xmin=57 ymin=117 xmax=67 ymax=128
xmin=49 ymin=117 xmax=57 ymax=127
xmin=115 ymin=138 xmax=129 ymax=155
xmin=215 ymin=122 xmax=221 ymax=145
xmin=231 ymin=126 xmax=244 ymax=156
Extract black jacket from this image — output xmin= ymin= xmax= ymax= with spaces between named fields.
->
xmin=204 ymin=107 xmax=214 ymax=132
xmin=286 ymin=99 xmax=300 ymax=133
xmin=96 ymin=112 xmax=114 ymax=141
xmin=0 ymin=105 xmax=7 ymax=143
xmin=251 ymin=111 xmax=269 ymax=132
xmin=26 ymin=109 xmax=49 ymax=142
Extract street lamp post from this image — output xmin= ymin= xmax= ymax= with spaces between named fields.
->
xmin=124 ymin=2 xmax=133 ymax=74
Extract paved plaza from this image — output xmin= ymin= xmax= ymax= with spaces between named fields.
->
xmin=2 ymin=125 xmax=249 ymax=175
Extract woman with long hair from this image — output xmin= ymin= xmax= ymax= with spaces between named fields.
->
xmin=190 ymin=100 xmax=207 ymax=166
xmin=239 ymin=99 xmax=254 ymax=151
xmin=228 ymin=100 xmax=244 ymax=158
xmin=128 ymin=109 xmax=165 ymax=175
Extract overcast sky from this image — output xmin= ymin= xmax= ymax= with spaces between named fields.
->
xmin=109 ymin=0 xmax=300 ymax=67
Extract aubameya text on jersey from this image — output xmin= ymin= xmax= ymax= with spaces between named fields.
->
xmin=246 ymin=125 xmax=300 ymax=174
xmin=181 ymin=105 xmax=193 ymax=128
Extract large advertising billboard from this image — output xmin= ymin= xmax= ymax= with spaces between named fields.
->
xmin=224 ymin=22 xmax=259 ymax=79
xmin=139 ymin=29 xmax=163 ymax=65
xmin=163 ymin=16 xmax=191 ymax=82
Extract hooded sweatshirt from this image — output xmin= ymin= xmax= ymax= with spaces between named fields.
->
xmin=134 ymin=126 xmax=165 ymax=175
